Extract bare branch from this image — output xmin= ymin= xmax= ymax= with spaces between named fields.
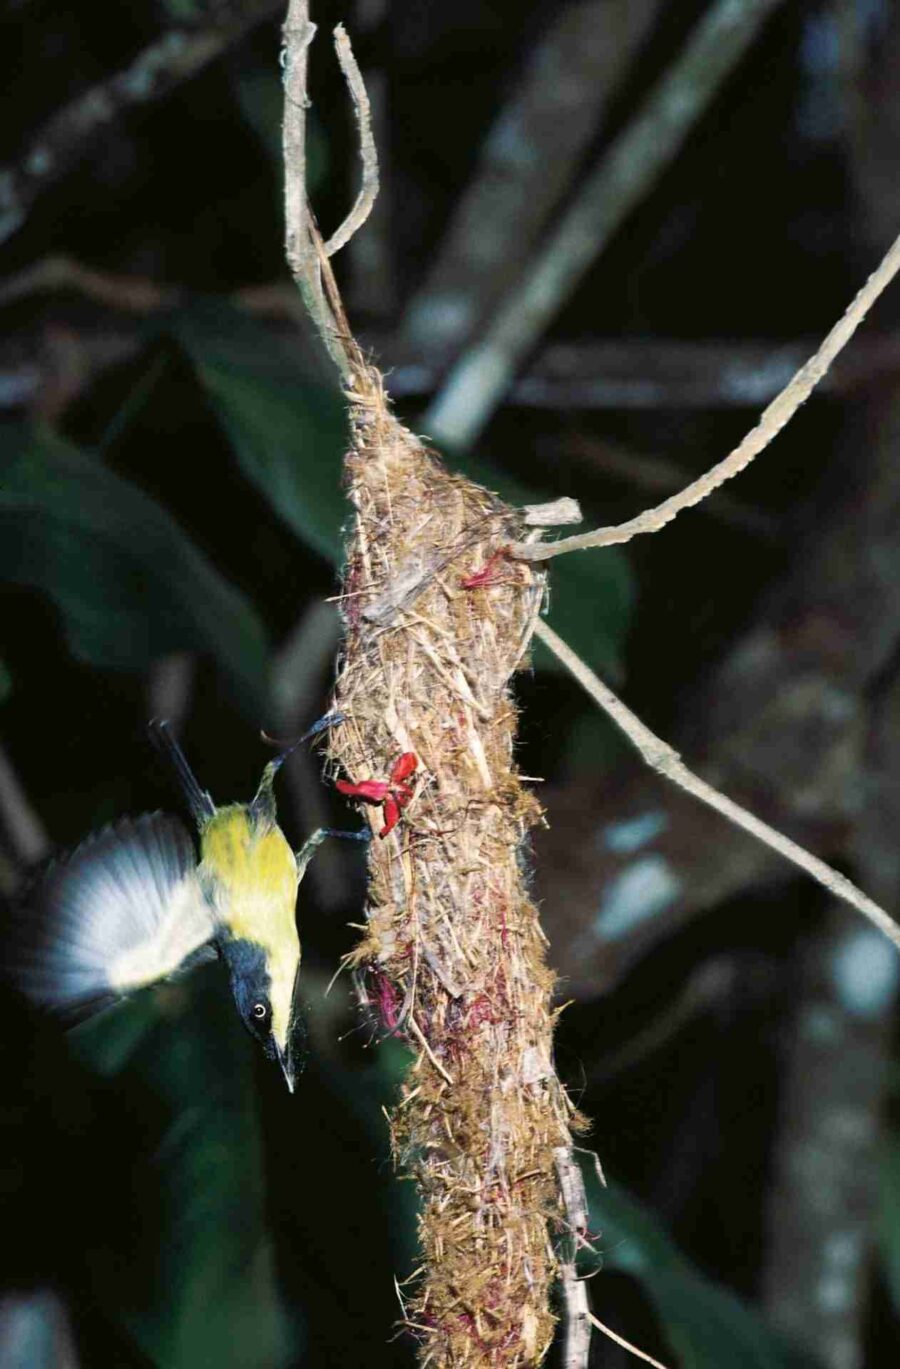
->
xmin=323 ymin=24 xmax=379 ymax=257
xmin=588 ymin=1314 xmax=670 ymax=1369
xmin=565 ymin=435 xmax=777 ymax=538
xmin=282 ymin=2 xmax=348 ymax=373
xmin=423 ymin=0 xmax=786 ymax=451
xmin=282 ymin=5 xmax=374 ymax=377
xmin=0 ymin=255 xmax=181 ymax=314
xmin=514 ymin=228 xmax=900 ymax=561
xmin=534 ymin=618 xmax=900 ymax=956
xmin=398 ymin=0 xmax=663 ymax=360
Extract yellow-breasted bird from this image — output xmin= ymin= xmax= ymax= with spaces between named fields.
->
xmin=2 ymin=716 xmax=364 ymax=1091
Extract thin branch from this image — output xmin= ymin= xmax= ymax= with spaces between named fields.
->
xmin=7 ymin=252 xmax=900 ymax=410
xmin=0 ymin=255 xmax=181 ymax=313
xmin=422 ymin=0 xmax=786 ymax=451
xmin=514 ymin=227 xmax=900 ymax=560
xmin=0 ymin=0 xmax=284 ymax=246
xmin=282 ymin=6 xmax=376 ymax=377
xmin=534 ymin=618 xmax=900 ymax=956
xmin=588 ymin=1313 xmax=670 ymax=1369
xmin=563 ymin=435 xmax=778 ymax=538
xmin=323 ymin=24 xmax=379 ymax=257
xmin=282 ymin=2 xmax=346 ymax=373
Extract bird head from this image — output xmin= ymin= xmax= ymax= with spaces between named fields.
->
xmin=221 ymin=934 xmax=305 ymax=1091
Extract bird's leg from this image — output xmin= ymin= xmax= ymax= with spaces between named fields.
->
xmin=295 ymin=826 xmax=370 ymax=881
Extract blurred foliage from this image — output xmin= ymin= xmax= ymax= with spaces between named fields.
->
xmin=175 ymin=303 xmax=350 ymax=563
xmin=579 ymin=1158 xmax=815 ymax=1369
xmin=0 ymin=421 xmax=268 ymax=713
xmin=70 ymin=968 xmax=293 ymax=1369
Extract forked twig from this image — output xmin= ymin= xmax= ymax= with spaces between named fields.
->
xmin=282 ymin=4 xmax=377 ymax=376
xmin=535 ymin=618 xmax=900 ymax=955
xmin=513 ymin=228 xmax=900 ymax=560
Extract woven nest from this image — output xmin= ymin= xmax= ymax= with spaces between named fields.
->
xmin=325 ymin=365 xmax=581 ymax=1367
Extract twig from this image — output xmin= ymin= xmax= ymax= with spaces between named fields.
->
xmin=554 ymin=1146 xmax=593 ymax=1369
xmin=282 ymin=2 xmax=345 ymax=373
xmin=6 ymin=251 xmax=900 ymax=410
xmin=323 ymin=25 xmax=379 ymax=257
xmin=563 ymin=435 xmax=778 ymax=538
xmin=588 ymin=1313 xmax=670 ymax=1369
xmin=0 ymin=255 xmax=181 ymax=313
xmin=282 ymin=9 xmax=375 ymax=377
xmin=514 ymin=227 xmax=900 ymax=560
xmin=534 ymin=618 xmax=900 ymax=956
xmin=0 ymin=0 xmax=284 ymax=246
xmin=422 ymin=0 xmax=785 ymax=450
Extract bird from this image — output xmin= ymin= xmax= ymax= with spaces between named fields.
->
xmin=1 ymin=715 xmax=365 ymax=1091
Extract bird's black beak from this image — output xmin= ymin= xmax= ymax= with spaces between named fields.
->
xmin=275 ymin=1040 xmax=295 ymax=1094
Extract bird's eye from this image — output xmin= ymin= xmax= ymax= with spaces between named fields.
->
xmin=253 ymin=1002 xmax=268 ymax=1020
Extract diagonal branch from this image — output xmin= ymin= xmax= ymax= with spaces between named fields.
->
xmin=397 ymin=0 xmax=663 ymax=361
xmin=535 ymin=618 xmax=900 ymax=956
xmin=514 ymin=228 xmax=900 ymax=561
xmin=422 ymin=0 xmax=786 ymax=451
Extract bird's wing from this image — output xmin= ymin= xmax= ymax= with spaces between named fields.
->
xmin=3 ymin=812 xmax=217 ymax=1017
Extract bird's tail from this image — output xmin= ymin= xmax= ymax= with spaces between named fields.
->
xmin=148 ymin=720 xmax=216 ymax=825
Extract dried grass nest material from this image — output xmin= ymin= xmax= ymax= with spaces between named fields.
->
xmin=325 ymin=370 xmax=584 ymax=1368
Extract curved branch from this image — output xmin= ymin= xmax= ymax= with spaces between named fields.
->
xmin=323 ymin=25 xmax=379 ymax=257
xmin=513 ymin=229 xmax=900 ymax=561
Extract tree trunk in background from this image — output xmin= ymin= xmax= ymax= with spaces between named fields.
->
xmin=761 ymin=8 xmax=900 ymax=1360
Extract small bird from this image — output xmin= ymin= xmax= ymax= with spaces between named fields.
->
xmin=2 ymin=716 xmax=363 ymax=1091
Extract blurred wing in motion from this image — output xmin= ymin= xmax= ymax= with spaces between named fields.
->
xmin=2 ymin=812 xmax=216 ymax=1017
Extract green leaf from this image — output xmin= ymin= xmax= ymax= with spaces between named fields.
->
xmin=0 ymin=423 xmax=268 ymax=710
xmin=71 ymin=967 xmax=296 ymax=1368
xmin=176 ymin=304 xmax=349 ymax=563
xmin=578 ymin=1158 xmax=816 ymax=1368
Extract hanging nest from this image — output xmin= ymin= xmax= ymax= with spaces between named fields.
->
xmin=325 ymin=364 xmax=584 ymax=1368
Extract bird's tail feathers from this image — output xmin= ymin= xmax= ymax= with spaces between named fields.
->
xmin=149 ymin=720 xmax=215 ymax=825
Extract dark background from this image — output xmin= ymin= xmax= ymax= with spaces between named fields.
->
xmin=2 ymin=1 xmax=900 ymax=1365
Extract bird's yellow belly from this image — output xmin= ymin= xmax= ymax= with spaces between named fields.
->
xmin=200 ymin=808 xmax=298 ymax=944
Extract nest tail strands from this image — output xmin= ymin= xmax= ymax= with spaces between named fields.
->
xmin=327 ymin=365 xmax=582 ymax=1368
